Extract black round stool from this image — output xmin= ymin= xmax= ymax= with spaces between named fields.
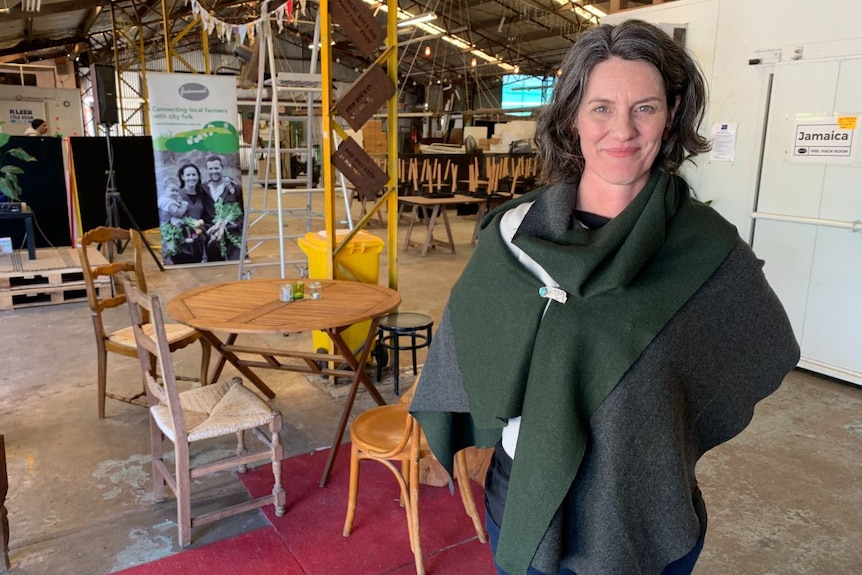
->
xmin=375 ymin=312 xmax=433 ymax=396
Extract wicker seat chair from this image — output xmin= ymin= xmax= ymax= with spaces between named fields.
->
xmin=122 ymin=276 xmax=286 ymax=546
xmin=77 ymin=226 xmax=210 ymax=418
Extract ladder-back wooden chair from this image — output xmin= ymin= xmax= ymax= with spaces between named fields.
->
xmin=123 ymin=276 xmax=286 ymax=547
xmin=77 ymin=226 xmax=211 ymax=418
xmin=343 ymin=378 xmax=486 ymax=575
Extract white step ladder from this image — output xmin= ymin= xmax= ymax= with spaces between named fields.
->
xmin=237 ymin=8 xmax=353 ymax=279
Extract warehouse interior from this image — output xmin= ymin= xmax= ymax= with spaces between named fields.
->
xmin=1 ymin=0 xmax=862 ymax=574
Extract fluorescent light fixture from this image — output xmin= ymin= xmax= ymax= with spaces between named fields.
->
xmin=563 ymin=1 xmax=606 ymax=25
xmin=365 ymin=0 xmax=515 ymax=73
xmin=582 ymin=4 xmax=606 ymax=18
xmin=397 ymin=12 xmax=437 ymax=28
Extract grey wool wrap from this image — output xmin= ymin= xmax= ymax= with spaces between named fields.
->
xmin=410 ymin=170 xmax=800 ymax=575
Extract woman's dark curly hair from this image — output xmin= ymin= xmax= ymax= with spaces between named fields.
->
xmin=536 ymin=19 xmax=709 ymax=185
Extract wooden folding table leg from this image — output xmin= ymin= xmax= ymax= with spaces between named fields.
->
xmin=320 ymin=319 xmax=384 ymax=487
xmin=403 ymin=205 xmax=420 ymax=251
xmin=197 ymin=331 xmax=276 ymax=399
xmin=208 ymin=332 xmax=236 ymax=383
xmin=439 ymin=206 xmax=456 ymax=254
xmin=472 ymin=202 xmax=488 ymax=245
xmin=421 ymin=205 xmax=442 ymax=256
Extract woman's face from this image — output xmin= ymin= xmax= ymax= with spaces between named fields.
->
xmin=180 ymin=166 xmax=199 ymax=190
xmin=575 ymin=57 xmax=676 ymax=196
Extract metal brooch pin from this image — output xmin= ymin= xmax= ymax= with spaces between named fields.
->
xmin=538 ymin=286 xmax=567 ymax=304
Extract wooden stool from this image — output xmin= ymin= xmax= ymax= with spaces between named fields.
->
xmin=1 ymin=434 xmax=10 ymax=570
xmin=375 ymin=312 xmax=433 ymax=396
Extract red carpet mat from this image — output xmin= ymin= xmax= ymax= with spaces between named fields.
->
xmin=114 ymin=447 xmax=495 ymax=575
xmin=113 ymin=528 xmax=303 ymax=575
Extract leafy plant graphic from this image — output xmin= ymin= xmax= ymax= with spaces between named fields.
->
xmin=0 ymin=133 xmax=37 ymax=202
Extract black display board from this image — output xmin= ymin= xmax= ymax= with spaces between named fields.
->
xmin=0 ymin=136 xmax=70 ymax=248
xmin=71 ymin=136 xmax=159 ymax=233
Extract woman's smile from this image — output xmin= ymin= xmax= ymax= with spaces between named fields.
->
xmin=574 ymin=57 xmax=677 ymax=215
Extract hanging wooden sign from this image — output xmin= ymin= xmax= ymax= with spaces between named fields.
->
xmin=333 ymin=64 xmax=395 ymax=132
xmin=332 ymin=137 xmax=388 ymax=201
xmin=329 ymin=0 xmax=385 ymax=58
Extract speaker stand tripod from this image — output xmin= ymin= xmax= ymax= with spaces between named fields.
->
xmin=101 ymin=123 xmax=164 ymax=271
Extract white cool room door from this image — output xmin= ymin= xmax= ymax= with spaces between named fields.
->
xmin=752 ymin=56 xmax=862 ymax=385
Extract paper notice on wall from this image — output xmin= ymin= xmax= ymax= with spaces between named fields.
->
xmin=709 ymin=122 xmax=737 ymax=162
xmin=790 ymin=115 xmax=859 ymax=163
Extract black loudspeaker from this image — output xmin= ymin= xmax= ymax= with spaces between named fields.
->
xmin=92 ymin=63 xmax=119 ymax=126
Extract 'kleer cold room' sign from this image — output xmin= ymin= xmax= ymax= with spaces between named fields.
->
xmin=791 ymin=115 xmax=859 ymax=163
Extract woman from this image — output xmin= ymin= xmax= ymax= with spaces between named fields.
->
xmin=409 ymin=20 xmax=800 ymax=575
xmin=172 ymin=163 xmax=215 ymax=264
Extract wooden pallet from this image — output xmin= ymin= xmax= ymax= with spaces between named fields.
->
xmin=0 ymin=282 xmax=110 ymax=311
xmin=0 ymin=247 xmax=109 ymax=311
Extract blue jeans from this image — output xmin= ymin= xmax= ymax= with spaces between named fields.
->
xmin=485 ymin=511 xmax=704 ymax=575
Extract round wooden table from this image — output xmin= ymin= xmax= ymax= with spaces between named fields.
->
xmin=168 ymin=279 xmax=401 ymax=486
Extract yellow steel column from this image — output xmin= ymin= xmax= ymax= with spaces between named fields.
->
xmin=109 ymin=1 xmax=153 ymax=135
xmin=168 ymin=17 xmax=203 ymax=72
xmin=386 ymin=0 xmax=398 ymax=290
xmin=320 ymin=1 xmax=335 ymax=279
xmin=139 ymin=16 xmax=151 ymax=134
xmin=201 ymin=23 xmax=211 ymax=74
xmin=161 ymin=0 xmax=174 ymax=73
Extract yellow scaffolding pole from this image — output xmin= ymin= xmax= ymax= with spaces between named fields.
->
xmin=108 ymin=2 xmax=145 ymax=135
xmin=319 ymin=3 xmax=400 ymax=288
xmin=169 ymin=16 xmax=204 ymax=72
xmin=138 ymin=16 xmax=151 ymax=135
xmin=386 ymin=0 xmax=398 ymax=291
xmin=320 ymin=0 xmax=335 ymax=279
xmin=201 ymin=25 xmax=211 ymax=74
xmin=160 ymin=0 xmax=173 ymax=73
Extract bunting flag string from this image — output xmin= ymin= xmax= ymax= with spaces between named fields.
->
xmin=183 ymin=0 xmax=304 ymax=43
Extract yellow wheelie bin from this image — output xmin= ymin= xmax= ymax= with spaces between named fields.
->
xmin=298 ymin=229 xmax=385 ymax=357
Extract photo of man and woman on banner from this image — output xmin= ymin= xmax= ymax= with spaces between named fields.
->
xmin=157 ymin=152 xmax=243 ymax=264
xmin=147 ymin=72 xmax=244 ymax=266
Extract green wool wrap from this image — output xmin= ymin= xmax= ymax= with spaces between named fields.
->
xmin=442 ymin=170 xmax=738 ymax=574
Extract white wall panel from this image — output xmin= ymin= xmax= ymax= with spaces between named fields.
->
xmin=604 ymin=0 xmax=862 ymax=385
xmin=604 ymin=0 xmax=862 ymax=240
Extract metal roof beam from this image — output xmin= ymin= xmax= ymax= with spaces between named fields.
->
xmin=0 ymin=34 xmax=88 ymax=58
xmin=0 ymin=0 xmax=105 ymax=23
xmin=78 ymin=7 xmax=104 ymax=38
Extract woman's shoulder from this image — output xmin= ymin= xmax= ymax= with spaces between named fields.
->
xmin=486 ymin=183 xmax=554 ymax=218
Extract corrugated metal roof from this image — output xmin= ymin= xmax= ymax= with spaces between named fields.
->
xmin=0 ymin=1 xmax=674 ymax=75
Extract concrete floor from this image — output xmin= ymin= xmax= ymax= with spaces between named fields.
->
xmin=1 ymin=195 xmax=861 ymax=575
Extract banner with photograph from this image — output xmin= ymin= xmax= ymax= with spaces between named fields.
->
xmin=146 ymin=73 xmax=243 ymax=265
